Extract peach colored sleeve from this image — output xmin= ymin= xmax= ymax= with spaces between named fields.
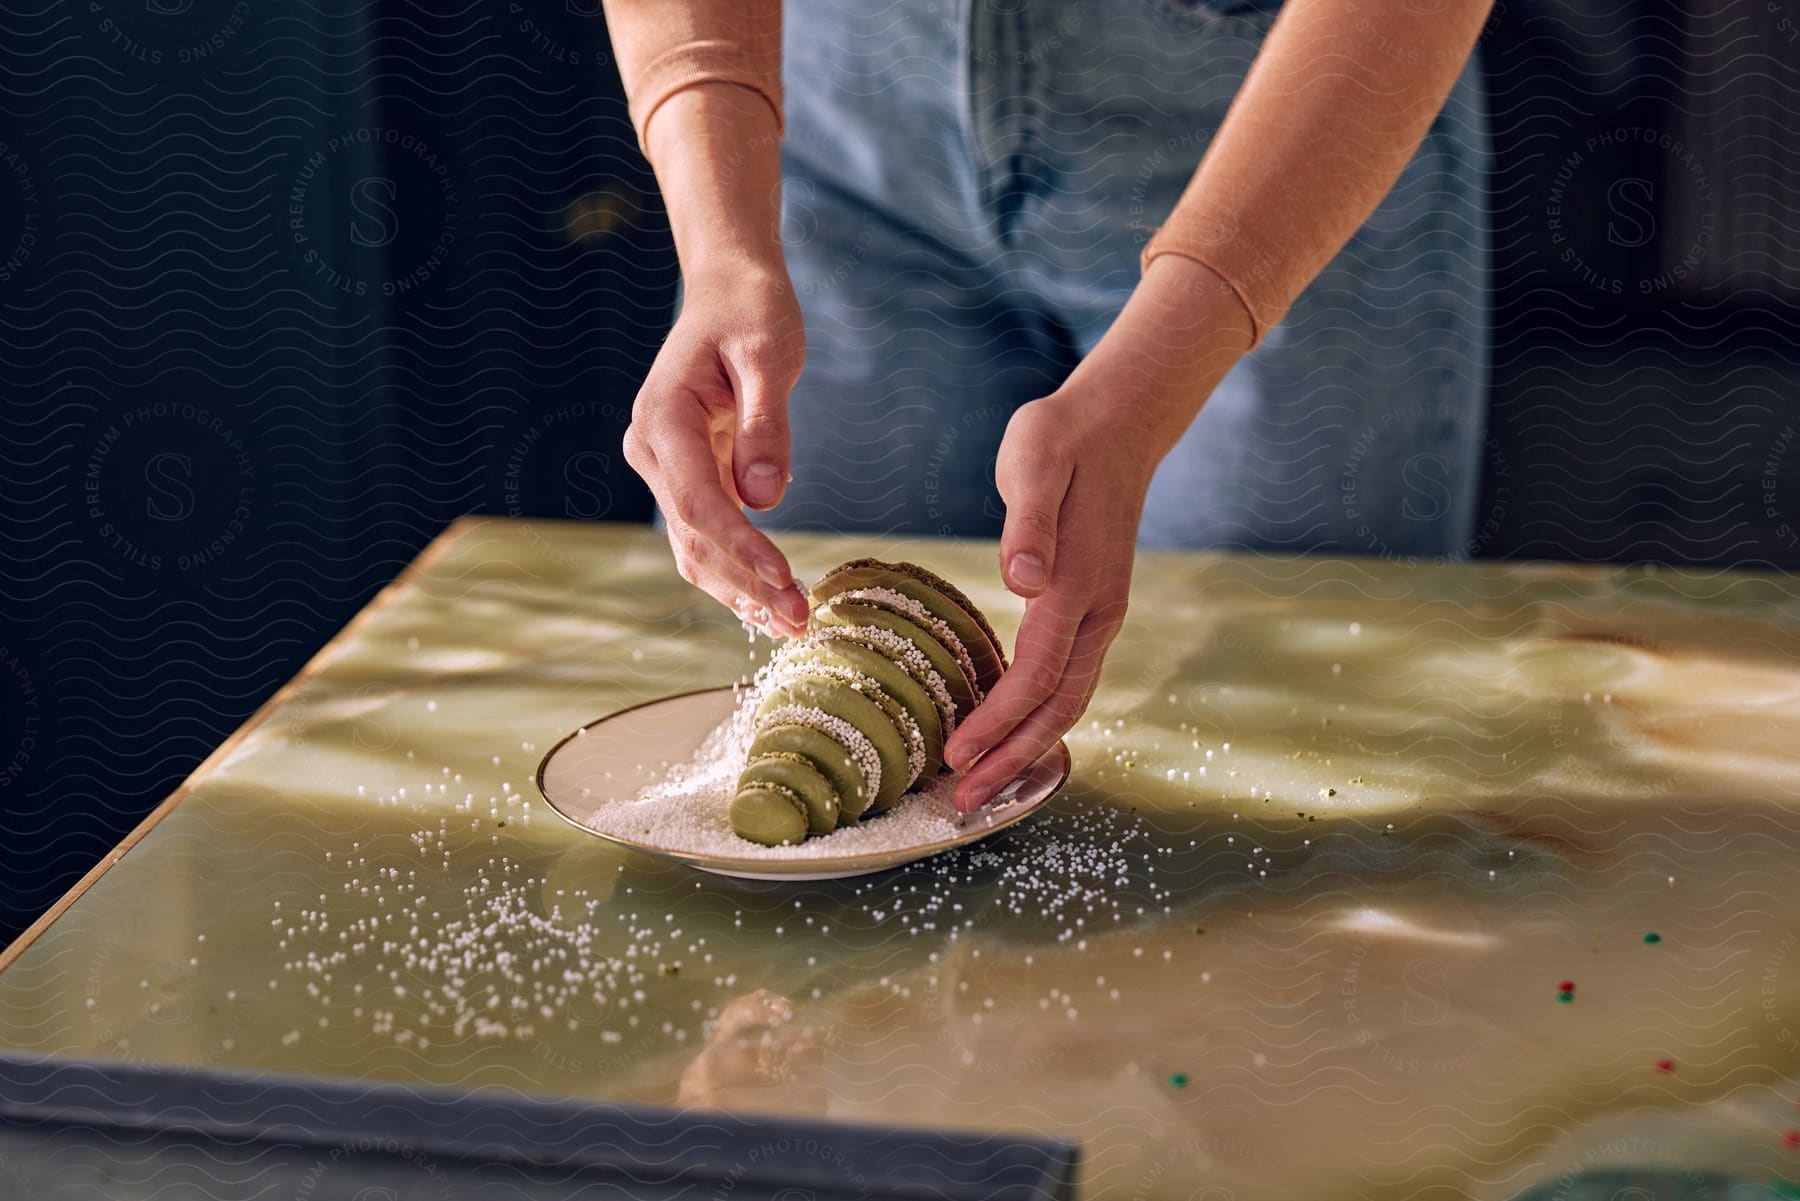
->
xmin=601 ymin=0 xmax=784 ymax=153
xmin=1141 ymin=0 xmax=1492 ymax=348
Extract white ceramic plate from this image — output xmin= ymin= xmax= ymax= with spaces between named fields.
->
xmin=535 ymin=686 xmax=1071 ymax=880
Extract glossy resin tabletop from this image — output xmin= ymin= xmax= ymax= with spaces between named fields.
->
xmin=3 ymin=517 xmax=1799 ymax=1199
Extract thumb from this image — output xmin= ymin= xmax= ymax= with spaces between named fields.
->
xmin=996 ymin=428 xmax=1073 ymax=599
xmin=725 ymin=341 xmax=796 ymax=511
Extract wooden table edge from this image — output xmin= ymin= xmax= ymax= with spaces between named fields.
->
xmin=0 ymin=516 xmax=491 ymax=976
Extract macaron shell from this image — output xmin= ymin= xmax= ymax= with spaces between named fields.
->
xmin=808 ymin=561 xmax=1007 ymax=695
xmin=748 ymin=721 xmax=874 ymax=824
xmin=729 ymin=783 xmax=808 ymax=847
xmin=764 ymin=661 xmax=923 ymax=806
xmin=812 ymin=601 xmax=979 ymax=721
xmin=891 ymin=560 xmax=1009 ymax=693
xmin=739 ymin=751 xmax=840 ymax=834
xmin=811 ymin=624 xmax=958 ymax=736
xmin=755 ymin=675 xmax=912 ymax=812
xmin=786 ymin=642 xmax=943 ymax=777
xmin=821 ymin=678 xmax=921 ymax=811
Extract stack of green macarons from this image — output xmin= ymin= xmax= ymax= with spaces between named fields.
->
xmin=729 ymin=559 xmax=1009 ymax=847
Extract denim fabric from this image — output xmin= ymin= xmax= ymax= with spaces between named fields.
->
xmin=754 ymin=0 xmax=1489 ymax=557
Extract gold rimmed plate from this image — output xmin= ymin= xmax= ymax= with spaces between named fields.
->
xmin=535 ymin=686 xmax=1071 ymax=880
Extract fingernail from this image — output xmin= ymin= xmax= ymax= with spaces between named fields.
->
xmin=776 ymin=586 xmax=809 ymax=628
xmin=1009 ymin=552 xmax=1046 ymax=591
xmin=958 ymin=782 xmax=992 ymax=814
xmin=755 ymin=558 xmax=789 ymax=589
xmin=742 ymin=462 xmax=783 ymax=507
xmin=944 ymin=738 xmax=973 ymax=772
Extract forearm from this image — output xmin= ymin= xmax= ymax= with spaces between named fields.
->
xmin=1078 ymin=255 xmax=1252 ymax=457
xmin=601 ymin=0 xmax=785 ymax=272
xmin=645 ymin=84 xmax=785 ymax=274
xmin=1146 ymin=0 xmax=1492 ymax=346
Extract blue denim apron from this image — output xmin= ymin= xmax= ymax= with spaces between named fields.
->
xmin=754 ymin=0 xmax=1489 ymax=558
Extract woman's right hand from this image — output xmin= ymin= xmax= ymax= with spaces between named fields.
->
xmin=622 ymin=257 xmax=811 ymax=637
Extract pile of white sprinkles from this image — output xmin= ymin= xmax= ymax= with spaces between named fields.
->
xmin=582 ymin=606 xmax=1014 ymax=858
xmin=583 ymin=676 xmax=972 ymax=859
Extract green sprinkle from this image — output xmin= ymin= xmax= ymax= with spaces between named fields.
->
xmin=1556 ymin=991 xmax=1574 ymax=1003
xmin=1169 ymin=1072 xmax=1189 ymax=1089
xmin=1643 ymin=932 xmax=1662 ymax=944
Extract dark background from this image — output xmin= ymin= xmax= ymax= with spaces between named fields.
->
xmin=2 ymin=0 xmax=1798 ymax=945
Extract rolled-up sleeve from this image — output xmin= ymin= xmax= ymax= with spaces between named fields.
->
xmin=602 ymin=0 xmax=785 ymax=152
xmin=1140 ymin=0 xmax=1490 ymax=348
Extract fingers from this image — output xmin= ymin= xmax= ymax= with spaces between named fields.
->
xmin=625 ymin=392 xmax=808 ymax=633
xmin=955 ymin=609 xmax=1117 ymax=813
xmin=666 ymin=514 xmax=808 ymax=636
xmin=628 ymin=391 xmax=796 ymax=588
xmin=995 ymin=410 xmax=1074 ymax=598
xmin=943 ymin=591 xmax=1081 ymax=770
xmin=723 ymin=337 xmax=798 ymax=510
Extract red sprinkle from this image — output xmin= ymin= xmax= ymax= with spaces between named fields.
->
xmin=1654 ymin=1059 xmax=1675 ymax=1074
xmin=1559 ymin=981 xmax=1576 ymax=993
xmin=1783 ymin=1129 xmax=1800 ymax=1150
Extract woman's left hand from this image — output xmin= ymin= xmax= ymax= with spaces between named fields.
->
xmin=941 ymin=254 xmax=1254 ymax=812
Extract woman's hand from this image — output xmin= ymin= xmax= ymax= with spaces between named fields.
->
xmin=622 ymin=82 xmax=809 ymax=636
xmin=942 ymin=255 xmax=1254 ymax=812
xmin=623 ymin=258 xmax=810 ymax=636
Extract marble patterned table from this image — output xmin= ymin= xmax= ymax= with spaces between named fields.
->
xmin=3 ymin=517 xmax=1799 ymax=1199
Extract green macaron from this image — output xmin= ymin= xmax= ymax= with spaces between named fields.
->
xmin=809 ymin=624 xmax=958 ymax=736
xmin=747 ymin=720 xmax=875 ymax=825
xmin=808 ymin=559 xmax=1008 ymax=694
xmin=811 ymin=600 xmax=980 ymax=722
xmin=737 ymin=751 xmax=840 ymax=835
xmin=729 ymin=781 xmax=808 ymax=847
xmin=784 ymin=640 xmax=944 ymax=777
xmin=755 ymin=673 xmax=914 ymax=812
